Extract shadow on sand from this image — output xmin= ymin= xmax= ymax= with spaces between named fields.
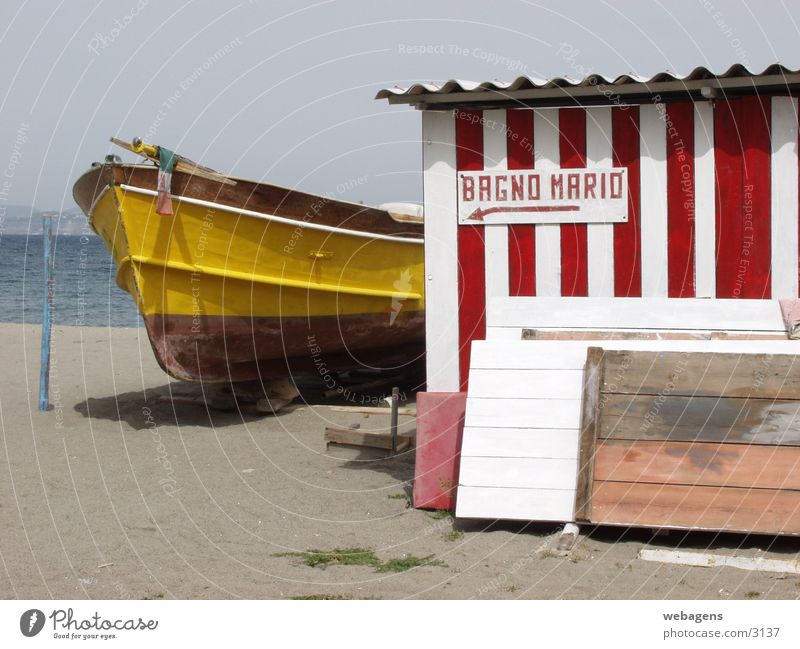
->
xmin=72 ymin=382 xmax=275 ymax=430
xmin=72 ymin=370 xmax=423 ymax=433
xmin=333 ymin=447 xmax=417 ymax=485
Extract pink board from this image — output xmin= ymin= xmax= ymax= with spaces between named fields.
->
xmin=413 ymin=391 xmax=467 ymax=510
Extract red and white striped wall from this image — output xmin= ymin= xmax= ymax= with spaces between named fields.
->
xmin=421 ymin=96 xmax=800 ymax=392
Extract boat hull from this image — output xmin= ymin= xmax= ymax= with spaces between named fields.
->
xmin=145 ymin=312 xmax=424 ymax=382
xmin=73 ymin=163 xmax=425 ymax=383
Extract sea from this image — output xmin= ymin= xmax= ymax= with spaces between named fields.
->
xmin=0 ymin=234 xmax=141 ymax=327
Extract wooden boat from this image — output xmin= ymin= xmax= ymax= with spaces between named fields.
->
xmin=72 ymin=140 xmax=425 ymax=383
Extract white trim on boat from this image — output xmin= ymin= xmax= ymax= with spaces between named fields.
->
xmin=119 ymin=184 xmax=424 ymax=245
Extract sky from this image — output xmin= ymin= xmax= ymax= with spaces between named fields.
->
xmin=0 ymin=0 xmax=798 ymax=212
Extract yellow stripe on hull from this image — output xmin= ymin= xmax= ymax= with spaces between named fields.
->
xmin=90 ymin=186 xmax=425 ymax=319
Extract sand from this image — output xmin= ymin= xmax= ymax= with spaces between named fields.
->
xmin=0 ymin=322 xmax=798 ymax=600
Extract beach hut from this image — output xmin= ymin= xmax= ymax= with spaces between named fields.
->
xmin=377 ymin=64 xmax=800 ymax=535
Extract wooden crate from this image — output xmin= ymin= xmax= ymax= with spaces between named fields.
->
xmin=576 ymin=348 xmax=800 ymax=535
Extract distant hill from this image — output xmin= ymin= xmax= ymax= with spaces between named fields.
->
xmin=1 ymin=205 xmax=93 ymax=235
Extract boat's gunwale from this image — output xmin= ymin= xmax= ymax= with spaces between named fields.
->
xmin=84 ymin=161 xmax=413 ymax=225
xmin=119 ymin=184 xmax=424 ymax=245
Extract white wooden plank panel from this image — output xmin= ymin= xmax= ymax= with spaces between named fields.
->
xmin=535 ymin=226 xmax=561 ymax=296
xmin=482 ymin=109 xmax=508 ymax=169
xmin=485 ymin=326 xmax=523 ymax=340
xmin=694 ymin=102 xmax=716 ymax=298
xmin=639 ymin=104 xmax=669 ymax=297
xmin=465 ymin=397 xmax=582 ymax=429
xmin=470 ymin=343 xmax=590 ymax=369
xmin=483 ymin=109 xmax=510 ymax=303
xmin=771 ymin=96 xmax=799 ymax=299
xmin=585 ymin=106 xmax=615 ymax=297
xmin=485 ymin=228 xmax=509 ymax=298
xmin=469 ymin=339 xmax=800 ymax=370
xmin=460 ymin=427 xmax=579 ymax=458
xmin=533 ymin=109 xmax=561 ymax=296
xmin=486 ymin=296 xmax=785 ymax=331
xmin=467 ymin=368 xmax=585 ymax=399
xmin=456 ymin=486 xmax=575 ymax=521
xmin=459 ymin=457 xmax=579 ymax=490
xmin=422 ymin=111 xmax=460 ymax=392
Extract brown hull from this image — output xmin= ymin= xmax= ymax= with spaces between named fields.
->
xmin=143 ymin=310 xmax=426 ymax=383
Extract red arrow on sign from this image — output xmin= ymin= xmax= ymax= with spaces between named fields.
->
xmin=465 ymin=205 xmax=580 ymax=222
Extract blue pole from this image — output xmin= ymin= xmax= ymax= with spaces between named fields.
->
xmin=38 ymin=213 xmax=54 ymax=411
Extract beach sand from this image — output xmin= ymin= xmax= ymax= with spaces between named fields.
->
xmin=1 ymin=322 xmax=798 ymax=600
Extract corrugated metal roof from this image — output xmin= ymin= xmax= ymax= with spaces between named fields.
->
xmin=376 ymin=63 xmax=800 ymax=108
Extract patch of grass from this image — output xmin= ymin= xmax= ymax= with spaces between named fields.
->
xmin=744 ymin=590 xmax=761 ymax=599
xmin=388 ymin=493 xmax=412 ymax=507
xmin=427 ymin=509 xmax=453 ymax=520
xmin=538 ymin=548 xmax=584 ymax=562
xmin=275 ymin=547 xmax=447 ymax=573
xmin=443 ymin=530 xmax=464 ymax=542
xmin=377 ymin=555 xmax=447 ymax=573
xmin=274 ymin=547 xmax=381 ymax=569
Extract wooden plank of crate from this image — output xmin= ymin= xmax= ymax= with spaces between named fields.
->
xmin=575 ymin=346 xmax=604 ymax=521
xmin=521 ymin=329 xmax=787 ymax=341
xmin=601 ymin=350 xmax=800 ymax=399
xmin=591 ymin=481 xmax=800 ymax=535
xmin=459 ymin=457 xmax=578 ymax=490
xmin=466 ymin=397 xmax=582 ymax=429
xmin=470 ymin=342 xmax=591 ymax=370
xmin=467 ymin=368 xmax=585 ymax=399
xmin=324 ymin=427 xmax=413 ymax=451
xmin=486 ymin=296 xmax=785 ymax=332
xmin=327 ymin=405 xmax=416 ymax=416
xmin=487 ymin=296 xmax=786 ymax=333
xmin=456 ymin=486 xmax=576 ymax=521
xmin=594 ymin=439 xmax=800 ymax=490
xmin=638 ymin=548 xmax=800 ymax=574
xmin=459 ymin=427 xmax=579 ymax=459
xmin=523 ymin=329 xmax=712 ymax=341
xmin=599 ymin=394 xmax=800 ymax=446
xmin=469 ymin=339 xmax=800 ymax=371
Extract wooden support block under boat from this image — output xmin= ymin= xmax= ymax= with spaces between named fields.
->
xmin=327 ymin=405 xmax=417 ymax=416
xmin=324 ymin=427 xmax=414 ymax=452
